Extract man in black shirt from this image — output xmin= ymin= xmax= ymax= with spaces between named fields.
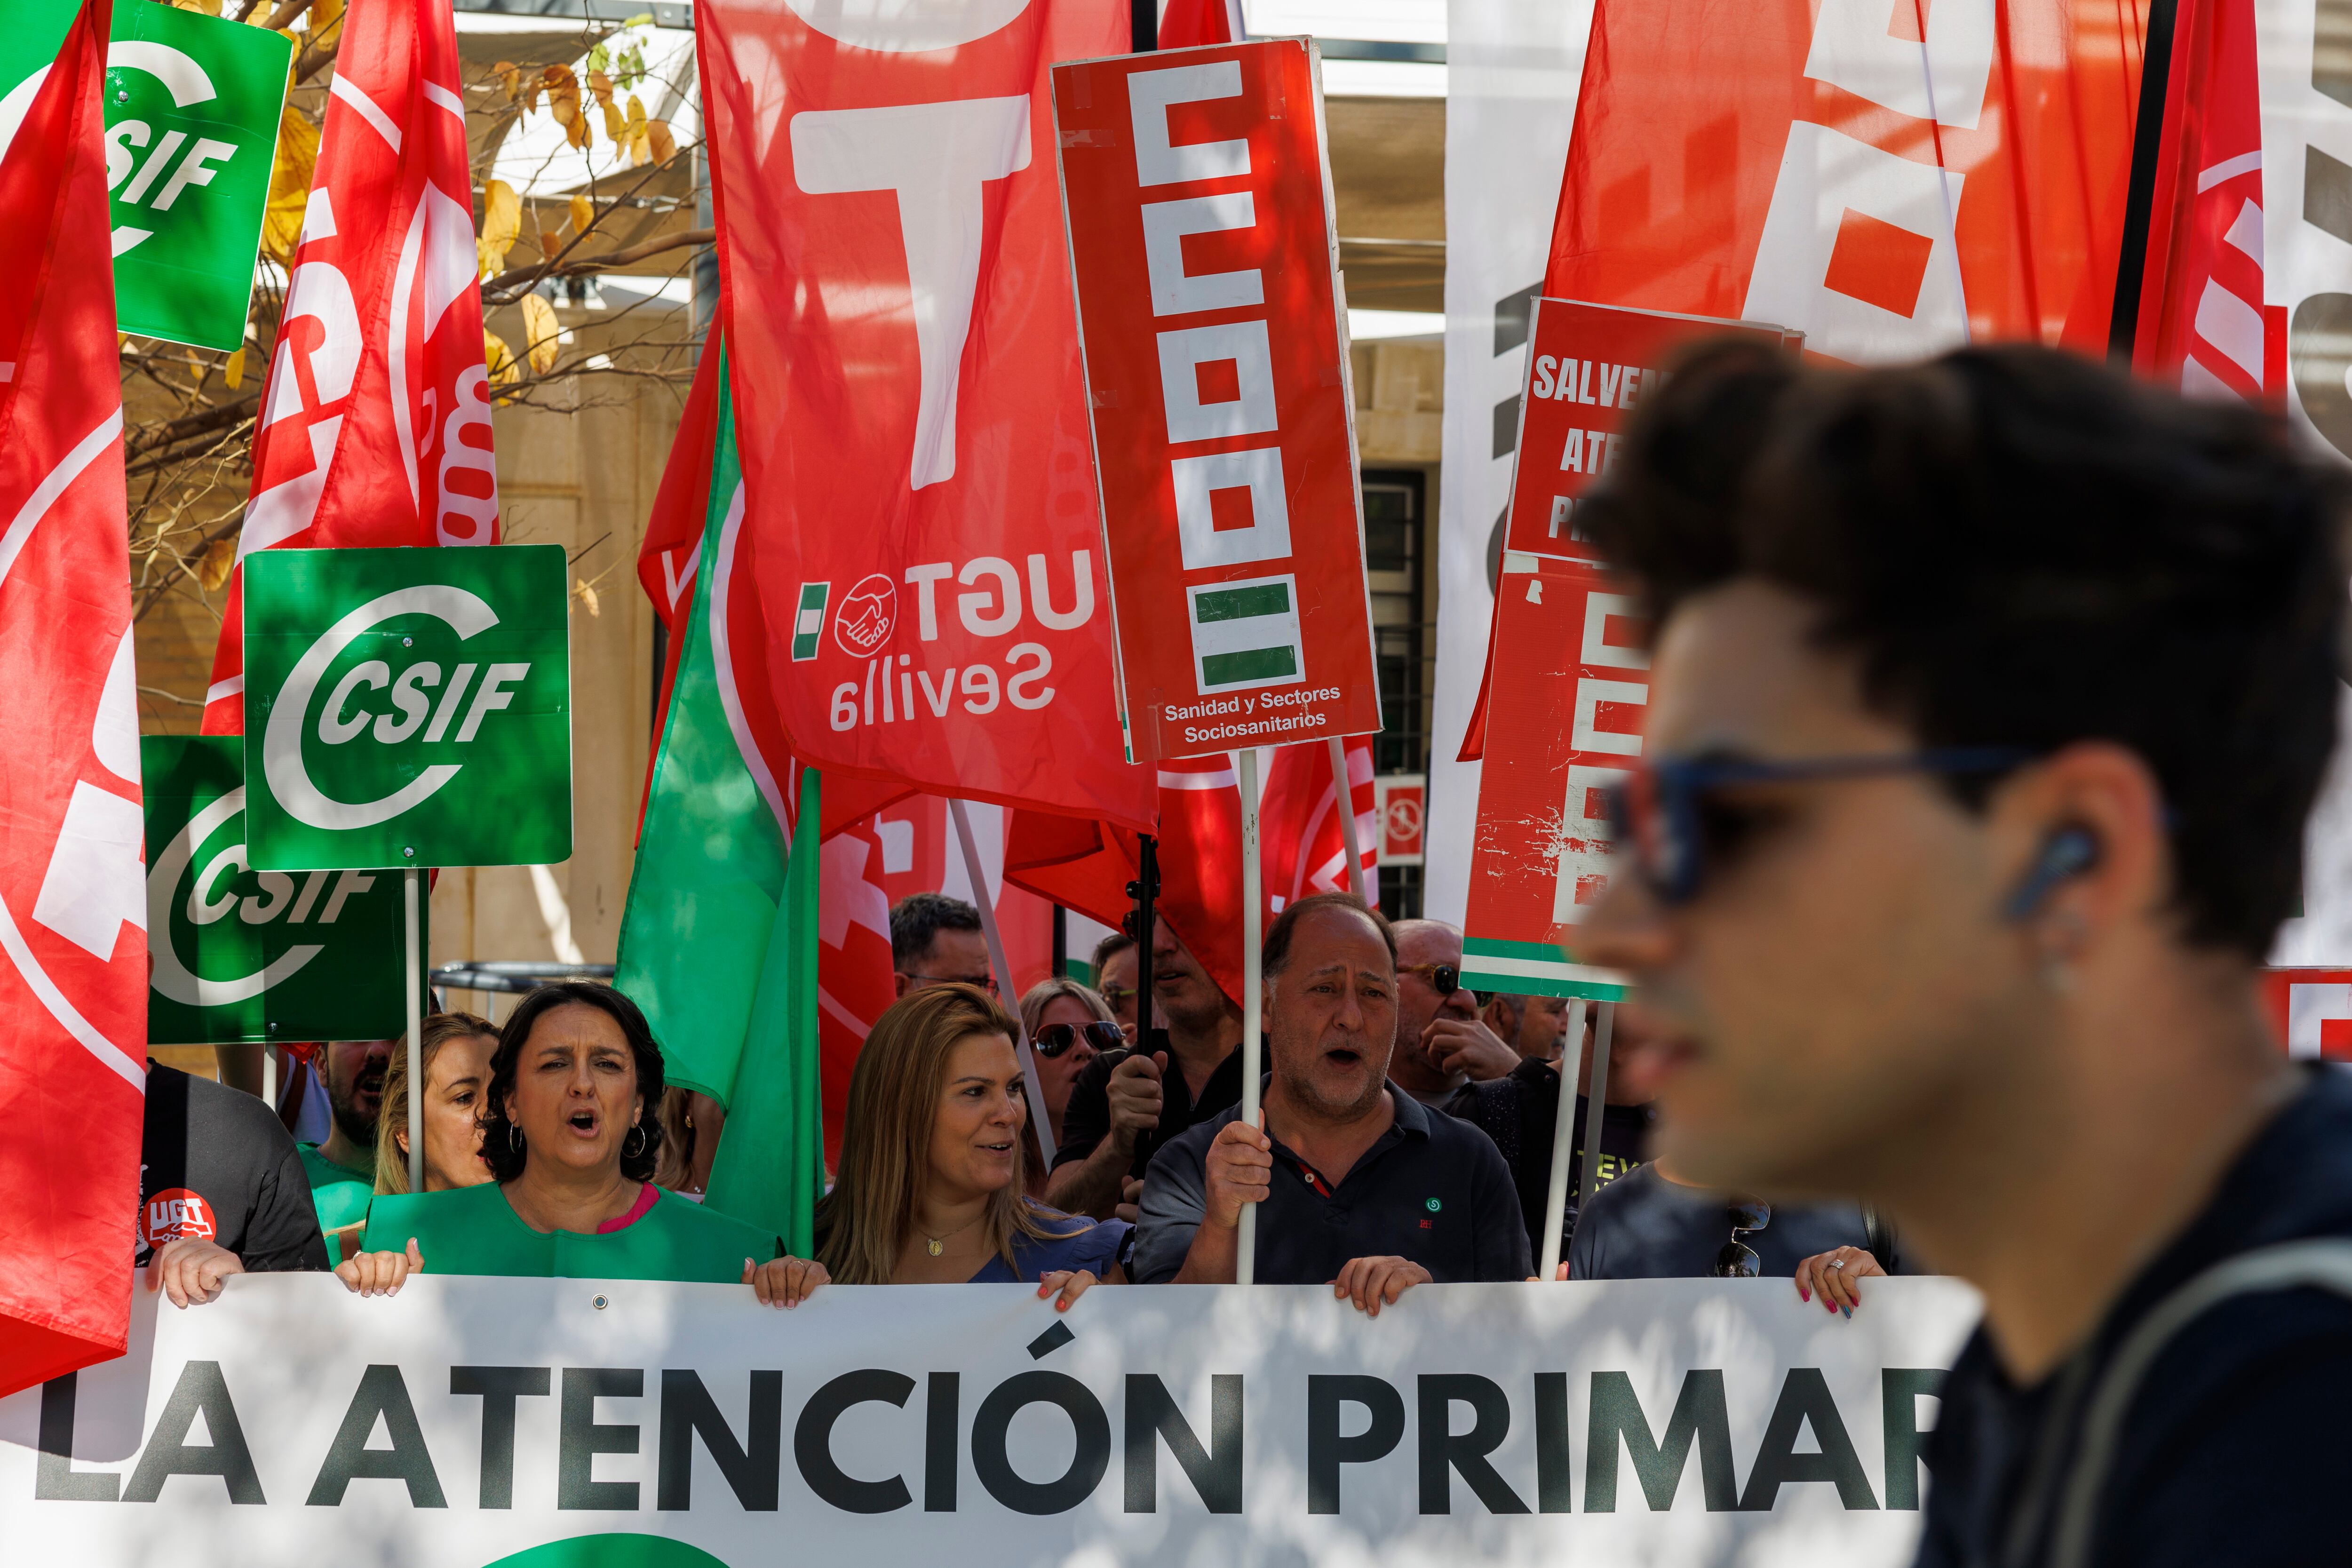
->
xmin=1133 ymin=893 xmax=1530 ymax=1301
xmin=1571 ymin=341 xmax=2352 ymax=1566
xmin=1047 ymin=919 xmax=1241 ymax=1219
xmin=139 ymin=1061 xmax=329 ymax=1306
xmin=1446 ymin=1002 xmax=1654 ymax=1261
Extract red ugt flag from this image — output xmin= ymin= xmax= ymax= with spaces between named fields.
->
xmin=698 ymin=0 xmax=1153 ymax=834
xmin=201 ymin=0 xmax=498 ymax=733
xmin=0 ymin=0 xmax=147 ymax=1396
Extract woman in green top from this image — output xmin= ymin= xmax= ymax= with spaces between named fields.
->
xmin=338 ymin=982 xmax=827 ymax=1307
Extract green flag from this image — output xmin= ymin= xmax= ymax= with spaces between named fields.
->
xmin=614 ymin=360 xmax=822 ymax=1250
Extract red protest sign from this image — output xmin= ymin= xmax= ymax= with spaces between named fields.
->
xmin=1505 ymin=299 xmax=1796 ymax=561
xmin=2258 ymin=970 xmax=2352 ymax=1060
xmin=1051 ymin=39 xmax=1380 ymax=764
xmin=1459 ymin=554 xmax=1646 ymax=1001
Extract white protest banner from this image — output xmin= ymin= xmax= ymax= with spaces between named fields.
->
xmin=1052 ymin=38 xmax=1382 ymax=765
xmin=4 ymin=1275 xmax=1977 ymax=1563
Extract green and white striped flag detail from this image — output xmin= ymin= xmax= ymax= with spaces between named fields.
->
xmin=1459 ymin=936 xmax=1631 ymax=1002
xmin=1187 ymin=574 xmax=1304 ymax=690
xmin=614 ymin=358 xmax=822 ymax=1249
xmin=789 ymin=582 xmax=828 ymax=662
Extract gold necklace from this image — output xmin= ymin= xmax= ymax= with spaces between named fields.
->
xmin=922 ymin=1210 xmax=986 ymax=1257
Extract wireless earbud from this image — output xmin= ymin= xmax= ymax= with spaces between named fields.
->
xmin=2001 ymin=827 xmax=2101 ymax=923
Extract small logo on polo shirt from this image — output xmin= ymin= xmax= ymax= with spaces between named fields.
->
xmin=1425 ymin=1197 xmax=1442 ymax=1212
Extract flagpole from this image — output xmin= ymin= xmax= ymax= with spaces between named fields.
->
xmin=1537 ymin=999 xmax=1589 ymax=1281
xmin=1237 ymin=747 xmax=1263 ymax=1285
xmin=404 ymin=867 xmax=423 ymax=1194
xmin=949 ymin=798 xmax=1056 ymax=1168
xmin=1576 ymin=1001 xmax=1617 ymax=1233
xmin=1327 ymin=737 xmax=1371 ymax=904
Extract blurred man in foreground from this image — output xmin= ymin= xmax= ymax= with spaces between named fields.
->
xmin=1576 ymin=341 xmax=2352 ymax=1567
xmin=298 ymin=1037 xmax=394 ymax=1240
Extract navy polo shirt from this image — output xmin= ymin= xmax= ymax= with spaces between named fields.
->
xmin=1131 ymin=1085 xmax=1534 ymax=1285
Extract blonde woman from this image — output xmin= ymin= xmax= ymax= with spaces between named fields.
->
xmin=817 ymin=983 xmax=1128 ymax=1309
xmin=1017 ymin=977 xmax=1123 ymax=1146
xmin=373 ymin=1011 xmax=501 ymax=1196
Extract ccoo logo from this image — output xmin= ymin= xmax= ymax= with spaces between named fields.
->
xmin=833 ymin=573 xmax=897 ymax=657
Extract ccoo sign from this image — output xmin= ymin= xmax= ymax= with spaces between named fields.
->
xmin=241 ymin=545 xmax=572 ymax=872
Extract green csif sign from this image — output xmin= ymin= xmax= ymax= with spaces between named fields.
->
xmin=0 ymin=0 xmax=291 ymax=351
xmin=243 ymin=545 xmax=573 ymax=872
xmin=143 ymin=736 xmax=408 ymax=1044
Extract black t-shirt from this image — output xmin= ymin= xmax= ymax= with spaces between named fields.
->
xmin=137 ymin=1063 xmax=329 ymax=1272
xmin=1566 ymin=1161 xmax=1878 ymax=1280
xmin=1445 ymin=1057 xmax=1653 ymax=1258
xmin=1131 ymin=1086 xmax=1534 ymax=1284
xmin=1915 ymin=1064 xmax=2352 ymax=1568
xmin=1051 ymin=1033 xmax=1245 ymax=1180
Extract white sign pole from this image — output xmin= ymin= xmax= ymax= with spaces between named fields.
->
xmin=1577 ymin=1000 xmax=1618 ymax=1221
xmin=404 ymin=867 xmax=423 ymax=1194
xmin=949 ymin=798 xmax=1056 ymax=1168
xmin=1536 ymin=999 xmax=1589 ymax=1280
xmin=1237 ymin=748 xmax=1264 ymax=1285
xmin=1327 ymin=737 xmax=1371 ymax=904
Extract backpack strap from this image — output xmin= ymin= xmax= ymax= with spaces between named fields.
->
xmin=2048 ymin=1238 xmax=2352 ymax=1568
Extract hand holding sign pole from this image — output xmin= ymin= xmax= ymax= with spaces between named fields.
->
xmin=1054 ymin=39 xmax=1381 ymax=1282
xmin=243 ymin=545 xmax=571 ymax=1194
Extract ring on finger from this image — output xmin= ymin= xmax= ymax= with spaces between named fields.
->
xmin=1826 ymin=1258 xmax=1844 ymax=1270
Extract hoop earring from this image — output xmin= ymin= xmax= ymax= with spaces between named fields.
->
xmin=623 ymin=1124 xmax=646 ymax=1159
xmin=508 ymin=1123 xmax=524 ymax=1152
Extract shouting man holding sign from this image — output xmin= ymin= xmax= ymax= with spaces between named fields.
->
xmin=1574 ymin=342 xmax=2352 ymax=1568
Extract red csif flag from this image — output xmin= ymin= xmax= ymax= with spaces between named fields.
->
xmin=200 ymin=0 xmax=498 ymax=733
xmin=2126 ymin=0 xmax=2282 ymax=401
xmin=0 ymin=0 xmax=147 ymax=1395
xmin=697 ymin=0 xmax=1152 ymax=834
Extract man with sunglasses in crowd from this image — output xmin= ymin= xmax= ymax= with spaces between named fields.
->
xmin=1574 ymin=340 xmax=2352 ymax=1568
xmin=1047 ymin=916 xmax=1244 ymax=1221
xmin=890 ymin=892 xmax=996 ymax=999
xmin=1385 ymin=920 xmax=1521 ymax=1106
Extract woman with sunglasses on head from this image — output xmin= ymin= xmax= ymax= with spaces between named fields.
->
xmin=816 ymin=983 xmax=1128 ymax=1308
xmin=334 ymin=982 xmax=826 ymax=1308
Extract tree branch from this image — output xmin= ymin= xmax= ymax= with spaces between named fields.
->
xmin=483 ymin=226 xmax=712 ymax=299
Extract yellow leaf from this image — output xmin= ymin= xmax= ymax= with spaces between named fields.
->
xmin=568 ymin=194 xmax=594 ymax=238
xmin=223 ymin=346 xmax=245 ymax=390
xmin=646 ymin=119 xmax=675 ymax=165
xmin=574 ymin=577 xmax=601 ymax=618
xmin=484 ymin=331 xmax=521 ymax=405
xmin=588 ymin=69 xmax=614 ymax=106
xmin=625 ymin=95 xmax=649 ymax=166
xmin=257 ymin=104 xmax=320 ymax=268
xmin=197 ymin=534 xmax=238 ymax=593
xmin=171 ymin=0 xmax=222 ymax=15
xmin=491 ymin=59 xmax=521 ymax=103
xmin=521 ymin=293 xmax=560 ymax=375
xmin=477 ymin=178 xmax=521 ymax=279
xmin=310 ymin=0 xmax=344 ymax=41
xmin=601 ymin=99 xmax=626 ymax=142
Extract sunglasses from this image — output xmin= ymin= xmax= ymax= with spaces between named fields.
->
xmin=1033 ymin=1020 xmax=1124 ymax=1059
xmin=1712 ymin=1197 xmax=1772 ymax=1279
xmin=1604 ymin=748 xmax=2031 ymax=907
xmin=1098 ymin=984 xmax=1137 ymax=1008
xmin=1399 ymin=962 xmax=1460 ymax=996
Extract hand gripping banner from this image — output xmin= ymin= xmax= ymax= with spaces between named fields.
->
xmin=697 ymin=0 xmax=1152 ymax=833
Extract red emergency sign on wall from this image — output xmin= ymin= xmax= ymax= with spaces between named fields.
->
xmin=1052 ymin=39 xmax=1381 ymax=764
